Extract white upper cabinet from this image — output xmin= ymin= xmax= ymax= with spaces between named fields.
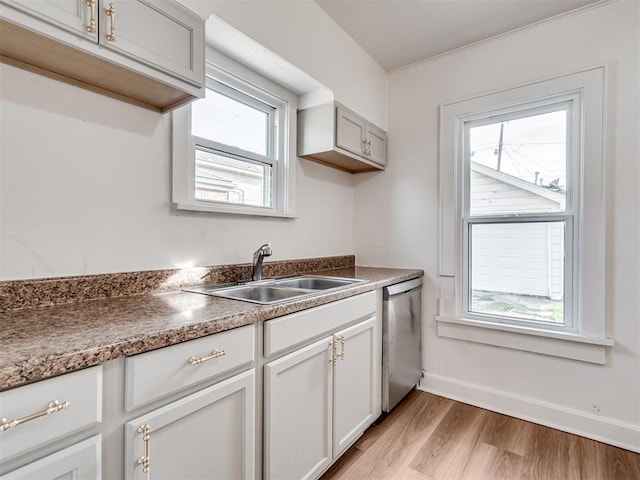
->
xmin=364 ymin=123 xmax=387 ymax=167
xmin=3 ymin=0 xmax=97 ymax=40
xmin=97 ymin=0 xmax=203 ymax=86
xmin=335 ymin=105 xmax=367 ymax=158
xmin=298 ymin=101 xmax=387 ymax=173
xmin=0 ymin=0 xmax=205 ymax=111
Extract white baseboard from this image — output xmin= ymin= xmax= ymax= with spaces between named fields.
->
xmin=419 ymin=372 xmax=640 ymax=453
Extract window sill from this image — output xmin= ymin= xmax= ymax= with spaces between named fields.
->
xmin=175 ymin=202 xmax=297 ymax=219
xmin=436 ymin=316 xmax=614 ymax=364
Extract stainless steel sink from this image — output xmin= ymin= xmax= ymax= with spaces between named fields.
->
xmin=271 ymin=276 xmax=363 ymax=290
xmin=183 ymin=275 xmax=366 ymax=305
xmin=211 ymin=285 xmax=312 ymax=304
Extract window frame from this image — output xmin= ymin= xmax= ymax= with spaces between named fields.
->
xmin=437 ymin=66 xmax=613 ymax=364
xmin=461 ymin=98 xmax=577 ymax=332
xmin=172 ymin=50 xmax=296 ymax=218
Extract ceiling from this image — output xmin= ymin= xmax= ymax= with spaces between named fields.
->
xmin=314 ymin=0 xmax=604 ymax=71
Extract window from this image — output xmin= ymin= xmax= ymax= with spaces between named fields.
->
xmin=173 ymin=53 xmax=296 ymax=217
xmin=438 ymin=67 xmax=613 ymax=363
xmin=464 ymin=102 xmax=573 ymax=329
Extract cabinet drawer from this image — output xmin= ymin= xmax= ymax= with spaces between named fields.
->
xmin=264 ymin=292 xmax=376 ymax=358
xmin=0 ymin=367 xmax=102 ymax=464
xmin=125 ymin=324 xmax=255 ymax=411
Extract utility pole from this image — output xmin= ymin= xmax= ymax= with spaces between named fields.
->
xmin=496 ymin=122 xmax=504 ymax=171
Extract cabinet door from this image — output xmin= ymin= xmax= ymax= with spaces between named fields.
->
xmin=0 ymin=436 xmax=101 ymax=480
xmin=0 ymin=0 xmax=97 ymax=41
xmin=365 ymin=123 xmax=387 ymax=166
xmin=333 ymin=316 xmax=379 ymax=457
xmin=264 ymin=337 xmax=333 ymax=480
xmin=335 ymin=105 xmax=366 ymax=158
xmin=125 ymin=369 xmax=255 ymax=480
xmin=99 ymin=0 xmax=204 ymax=85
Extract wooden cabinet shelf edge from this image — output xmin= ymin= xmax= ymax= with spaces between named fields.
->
xmin=0 ymin=0 xmax=205 ymax=112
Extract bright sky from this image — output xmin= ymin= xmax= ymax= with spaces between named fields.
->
xmin=191 ymin=89 xmax=269 ymax=156
xmin=469 ymin=109 xmax=567 ymax=191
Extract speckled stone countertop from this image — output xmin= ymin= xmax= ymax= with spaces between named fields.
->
xmin=0 ymin=266 xmax=422 ymax=390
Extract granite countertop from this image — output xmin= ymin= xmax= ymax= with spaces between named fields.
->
xmin=0 ymin=266 xmax=422 ymax=390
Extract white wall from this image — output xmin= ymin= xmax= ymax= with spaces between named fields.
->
xmin=0 ymin=1 xmax=388 ymax=280
xmin=0 ymin=63 xmax=358 ymax=279
xmin=354 ymin=0 xmax=640 ymax=449
xmin=180 ymin=0 xmax=388 ymax=128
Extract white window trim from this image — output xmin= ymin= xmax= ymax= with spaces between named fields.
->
xmin=438 ymin=66 xmax=614 ymax=364
xmin=172 ymin=48 xmax=297 ymax=218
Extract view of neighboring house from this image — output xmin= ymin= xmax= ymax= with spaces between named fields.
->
xmin=195 ymin=149 xmax=269 ymax=207
xmin=470 ymin=162 xmax=565 ymax=323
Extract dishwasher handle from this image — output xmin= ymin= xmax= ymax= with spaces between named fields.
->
xmin=383 ymin=277 xmax=422 ymax=299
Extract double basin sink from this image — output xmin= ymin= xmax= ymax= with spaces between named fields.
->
xmin=184 ymin=275 xmax=366 ymax=305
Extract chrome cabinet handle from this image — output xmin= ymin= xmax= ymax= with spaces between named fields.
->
xmin=0 ymin=400 xmax=70 ymax=432
xmin=137 ymin=424 xmax=151 ymax=473
xmin=105 ymin=3 xmax=116 ymax=42
xmin=85 ymin=0 xmax=96 ymax=33
xmin=188 ymin=349 xmax=226 ymax=366
xmin=338 ymin=335 xmax=346 ymax=360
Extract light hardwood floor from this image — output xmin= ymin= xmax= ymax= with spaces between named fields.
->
xmin=321 ymin=391 xmax=640 ymax=480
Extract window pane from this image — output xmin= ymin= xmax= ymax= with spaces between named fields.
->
xmin=195 ymin=149 xmax=272 ymax=208
xmin=191 ymin=88 xmax=269 ymax=156
xmin=469 ymin=109 xmax=566 ymax=216
xmin=469 ymin=222 xmax=565 ymax=324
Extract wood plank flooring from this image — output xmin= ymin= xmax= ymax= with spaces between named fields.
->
xmin=320 ymin=391 xmax=640 ymax=480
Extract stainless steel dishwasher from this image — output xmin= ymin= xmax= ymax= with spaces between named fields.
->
xmin=382 ymin=277 xmax=422 ymax=413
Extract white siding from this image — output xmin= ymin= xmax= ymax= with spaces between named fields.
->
xmin=471 ymin=222 xmax=550 ymax=297
xmin=471 ymin=170 xmax=562 ymax=215
xmin=548 ymin=221 xmax=564 ymax=300
xmin=470 ymin=170 xmax=564 ymax=299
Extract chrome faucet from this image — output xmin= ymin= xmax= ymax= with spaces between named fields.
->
xmin=251 ymin=243 xmax=272 ymax=281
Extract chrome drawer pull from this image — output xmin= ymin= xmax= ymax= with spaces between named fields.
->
xmin=0 ymin=400 xmax=70 ymax=432
xmin=137 ymin=424 xmax=151 ymax=473
xmin=188 ymin=349 xmax=226 ymax=366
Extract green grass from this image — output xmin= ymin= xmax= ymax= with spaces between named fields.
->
xmin=552 ymin=301 xmax=564 ymax=322
xmin=490 ymin=302 xmax=520 ymax=312
xmin=477 ymin=294 xmax=495 ymax=301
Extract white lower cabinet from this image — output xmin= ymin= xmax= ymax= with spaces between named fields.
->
xmin=1 ymin=291 xmax=384 ymax=480
xmin=0 ymin=435 xmax=101 ymax=480
xmin=264 ymin=314 xmax=379 ymax=480
xmin=332 ymin=317 xmax=378 ymax=458
xmin=125 ymin=369 xmax=255 ymax=480
xmin=264 ymin=337 xmax=333 ymax=480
